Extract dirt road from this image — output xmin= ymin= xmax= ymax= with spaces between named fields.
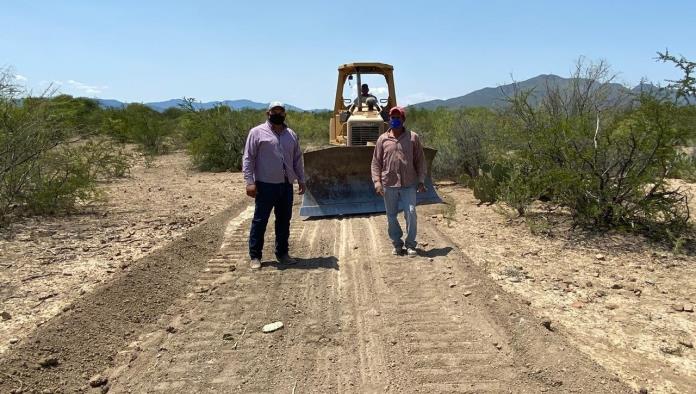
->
xmin=1 ymin=198 xmax=633 ymax=393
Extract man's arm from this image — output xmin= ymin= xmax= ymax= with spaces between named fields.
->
xmin=292 ymin=133 xmax=306 ymax=195
xmin=371 ymin=136 xmax=384 ymax=195
xmin=413 ymin=134 xmax=427 ymax=192
xmin=242 ymin=130 xmax=257 ymax=197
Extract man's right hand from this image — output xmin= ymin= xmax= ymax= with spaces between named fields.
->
xmin=375 ymin=184 xmax=384 ymax=196
xmin=246 ymin=184 xmax=256 ymax=198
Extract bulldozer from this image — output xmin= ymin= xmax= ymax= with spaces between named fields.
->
xmin=299 ymin=62 xmax=442 ymax=217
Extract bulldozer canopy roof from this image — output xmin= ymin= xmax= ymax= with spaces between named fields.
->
xmin=338 ymin=63 xmax=393 ymax=74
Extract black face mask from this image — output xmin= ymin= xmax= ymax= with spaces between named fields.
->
xmin=269 ymin=114 xmax=285 ymax=125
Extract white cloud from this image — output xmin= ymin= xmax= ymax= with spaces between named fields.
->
xmin=35 ymin=79 xmax=108 ymax=96
xmin=65 ymin=79 xmax=108 ymax=95
xmin=400 ymin=92 xmax=441 ymax=106
xmin=14 ymin=74 xmax=28 ymax=81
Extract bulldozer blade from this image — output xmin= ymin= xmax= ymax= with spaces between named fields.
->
xmin=300 ymin=146 xmax=442 ymax=217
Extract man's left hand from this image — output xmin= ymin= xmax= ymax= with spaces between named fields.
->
xmin=417 ymin=182 xmax=426 ymax=193
xmin=298 ymin=182 xmax=306 ymax=195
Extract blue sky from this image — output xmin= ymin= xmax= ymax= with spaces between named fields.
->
xmin=2 ymin=1 xmax=694 ymax=109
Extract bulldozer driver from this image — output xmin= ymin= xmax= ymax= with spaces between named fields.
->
xmin=242 ymin=101 xmax=306 ymax=270
xmin=351 ymin=83 xmax=378 ymax=111
xmin=371 ymin=106 xmax=427 ymax=257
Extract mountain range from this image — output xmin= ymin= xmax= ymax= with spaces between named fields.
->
xmin=96 ymin=98 xmax=305 ymax=112
xmin=410 ymin=75 xmax=684 ymax=109
xmin=93 ymin=74 xmax=687 ymax=112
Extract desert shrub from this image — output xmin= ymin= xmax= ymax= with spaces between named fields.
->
xmin=24 ymin=139 xmax=129 ymax=215
xmin=102 ymin=103 xmax=170 ymax=154
xmin=474 ymin=60 xmax=692 ymax=233
xmin=657 ymin=50 xmax=696 ymax=104
xmin=409 ymin=107 xmax=503 ymax=180
xmin=178 ymin=103 xmax=328 ymax=171
xmin=285 ymin=110 xmax=331 ymax=146
xmin=180 ymin=105 xmax=258 ymax=171
xmin=15 ymin=144 xmax=99 ymax=215
xmin=0 ymin=68 xmax=131 ymax=225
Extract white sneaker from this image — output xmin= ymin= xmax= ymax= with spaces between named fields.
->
xmin=391 ymin=247 xmax=404 ymax=256
xmin=406 ymin=248 xmax=417 ymax=257
xmin=249 ymin=258 xmax=261 ymax=270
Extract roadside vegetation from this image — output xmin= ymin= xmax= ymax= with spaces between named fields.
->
xmin=412 ymin=56 xmax=696 ymax=242
xmin=2 ymin=54 xmax=694 ymax=243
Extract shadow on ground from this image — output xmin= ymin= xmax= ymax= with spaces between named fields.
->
xmin=420 ymin=246 xmax=453 ymax=258
xmin=264 ymin=256 xmax=339 ymax=270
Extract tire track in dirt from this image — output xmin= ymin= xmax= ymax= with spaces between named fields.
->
xmin=358 ymin=215 xmax=525 ymax=392
xmin=335 ymin=216 xmax=391 ymax=392
xmin=111 ymin=208 xmax=634 ymax=393
xmin=1 ymin=202 xmax=636 ymax=393
xmin=109 ymin=206 xmax=344 ymax=393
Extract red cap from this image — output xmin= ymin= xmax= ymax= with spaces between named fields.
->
xmin=389 ymin=106 xmax=406 ymax=119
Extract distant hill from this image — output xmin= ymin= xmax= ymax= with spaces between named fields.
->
xmin=96 ymin=99 xmax=127 ymax=109
xmin=411 ymin=75 xmax=688 ymax=109
xmin=91 ymin=76 xmax=691 ymax=113
xmin=95 ymin=98 xmax=305 ymax=112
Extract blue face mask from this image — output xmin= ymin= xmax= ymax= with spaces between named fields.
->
xmin=390 ymin=118 xmax=402 ymax=128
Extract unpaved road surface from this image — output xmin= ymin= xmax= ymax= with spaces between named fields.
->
xmin=1 ymin=200 xmax=632 ymax=393
xmin=3 ymin=152 xmax=679 ymax=393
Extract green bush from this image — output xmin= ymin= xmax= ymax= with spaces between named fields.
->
xmin=103 ymin=103 xmax=170 ymax=154
xmin=17 ymin=145 xmax=99 ymax=215
xmin=22 ymin=139 xmax=130 ymax=215
xmin=2 ymin=132 xmax=131 ymax=221
xmin=181 ymin=106 xmax=259 ymax=171
xmin=408 ymin=107 xmax=502 ymax=180
xmin=285 ymin=110 xmax=331 ymax=146
xmin=0 ymin=69 xmax=131 ymax=225
xmin=484 ymin=61 xmax=693 ymax=233
xmin=178 ymin=105 xmax=328 ymax=172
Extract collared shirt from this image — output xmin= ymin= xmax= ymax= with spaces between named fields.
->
xmin=371 ymin=128 xmax=426 ymax=188
xmin=242 ymin=121 xmax=305 ymax=185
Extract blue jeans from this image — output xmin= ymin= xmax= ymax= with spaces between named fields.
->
xmin=383 ymin=185 xmax=417 ymax=249
xmin=249 ymin=181 xmax=293 ymax=260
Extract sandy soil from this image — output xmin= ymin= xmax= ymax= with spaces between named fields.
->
xmin=0 ymin=152 xmax=245 ymax=355
xmin=432 ymin=183 xmax=696 ymax=393
xmin=0 ymin=151 xmax=689 ymax=393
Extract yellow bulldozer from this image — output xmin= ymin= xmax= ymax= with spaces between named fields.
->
xmin=300 ymin=62 xmax=442 ymax=217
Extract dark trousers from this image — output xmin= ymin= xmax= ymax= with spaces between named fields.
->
xmin=249 ymin=181 xmax=293 ymax=260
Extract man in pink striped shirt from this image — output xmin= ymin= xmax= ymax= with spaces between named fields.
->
xmin=371 ymin=106 xmax=427 ymax=257
xmin=242 ymin=102 xmax=305 ymax=270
